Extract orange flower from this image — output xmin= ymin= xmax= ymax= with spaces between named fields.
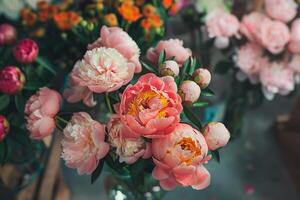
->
xmin=141 ymin=18 xmax=151 ymax=30
xmin=135 ymin=0 xmax=145 ymax=6
xmin=53 ymin=11 xmax=81 ymax=30
xmin=21 ymin=8 xmax=37 ymax=26
xmin=162 ymin=0 xmax=173 ymax=9
xmin=32 ymin=27 xmax=46 ymax=38
xmin=38 ymin=11 xmax=49 ymax=22
xmin=143 ymin=4 xmax=156 ymax=17
xmin=37 ymin=1 xmax=49 ymax=11
xmin=170 ymin=3 xmax=178 ymax=15
xmin=149 ymin=14 xmax=163 ymax=28
xmin=118 ymin=1 xmax=141 ymax=22
xmin=104 ymin=13 xmax=118 ymax=26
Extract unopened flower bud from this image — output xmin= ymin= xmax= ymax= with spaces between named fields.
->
xmin=203 ymin=122 xmax=230 ymax=150
xmin=192 ymin=68 xmax=211 ymax=89
xmin=0 ymin=66 xmax=25 ymax=95
xmin=13 ymin=38 xmax=39 ymax=64
xmin=0 ymin=23 xmax=17 ymax=45
xmin=159 ymin=60 xmax=179 ymax=77
xmin=179 ymin=80 xmax=201 ymax=105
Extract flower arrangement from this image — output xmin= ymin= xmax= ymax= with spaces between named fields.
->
xmin=23 ymin=24 xmax=231 ymax=197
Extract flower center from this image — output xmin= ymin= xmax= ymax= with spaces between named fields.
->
xmin=176 ymin=137 xmax=201 ymax=165
xmin=128 ymin=90 xmax=168 ymax=118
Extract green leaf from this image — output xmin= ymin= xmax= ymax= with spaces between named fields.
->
xmin=91 ymin=159 xmax=105 ymax=184
xmin=141 ymin=61 xmax=158 ymax=73
xmin=9 ymin=126 xmax=31 ymax=147
xmin=193 ymin=101 xmax=209 ymax=107
xmin=189 ymin=58 xmax=198 ymax=75
xmin=180 ymin=58 xmax=191 ymax=83
xmin=0 ymin=95 xmax=10 ymax=111
xmin=0 ymin=140 xmax=9 ymax=164
xmin=211 ymin=150 xmax=220 ymax=163
xmin=201 ymin=88 xmax=215 ymax=97
xmin=24 ymin=81 xmax=44 ymax=90
xmin=35 ymin=56 xmax=57 ymax=75
xmin=158 ymin=50 xmax=166 ymax=66
xmin=15 ymin=93 xmax=25 ymax=114
xmin=214 ymin=60 xmax=232 ymax=75
xmin=183 ymin=106 xmax=202 ymax=129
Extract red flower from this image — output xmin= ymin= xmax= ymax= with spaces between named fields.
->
xmin=13 ymin=39 xmax=39 ymax=64
xmin=0 ymin=66 xmax=25 ymax=95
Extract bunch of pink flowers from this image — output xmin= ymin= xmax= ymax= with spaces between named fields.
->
xmin=24 ymin=25 xmax=231 ymax=191
xmin=205 ymin=0 xmax=300 ymax=100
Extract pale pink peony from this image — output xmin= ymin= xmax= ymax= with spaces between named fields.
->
xmin=0 ymin=66 xmax=25 ymax=95
xmin=0 ymin=23 xmax=17 ymax=45
xmin=159 ymin=60 xmax=180 ymax=77
xmin=63 ymin=79 xmax=96 ymax=107
xmin=239 ymin=12 xmax=269 ymax=42
xmin=236 ymin=43 xmax=263 ymax=78
xmin=258 ymin=19 xmax=290 ymax=54
xmin=0 ymin=115 xmax=9 ymax=142
xmin=192 ymin=68 xmax=211 ymax=89
xmin=25 ymin=87 xmax=62 ymax=139
xmin=205 ymin=9 xmax=240 ymax=38
xmin=203 ymin=122 xmax=230 ymax=150
xmin=259 ymin=61 xmax=295 ymax=100
xmin=107 ymin=115 xmax=151 ymax=164
xmin=13 ymin=38 xmax=39 ymax=64
xmin=152 ymin=123 xmax=211 ymax=191
xmin=118 ymin=73 xmax=182 ymax=138
xmin=146 ymin=39 xmax=192 ymax=66
xmin=70 ymin=47 xmax=135 ymax=94
xmin=264 ymin=0 xmax=297 ymax=23
xmin=288 ymin=19 xmax=300 ymax=54
xmin=179 ymin=81 xmax=201 ymax=104
xmin=88 ymin=26 xmax=141 ymax=73
xmin=61 ymin=112 xmax=110 ymax=175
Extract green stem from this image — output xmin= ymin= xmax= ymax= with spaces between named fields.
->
xmin=105 ymin=92 xmax=113 ymax=113
xmin=55 ymin=115 xmax=69 ymax=125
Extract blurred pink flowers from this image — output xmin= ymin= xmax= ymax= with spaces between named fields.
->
xmin=61 ymin=112 xmax=110 ymax=175
xmin=25 ymin=87 xmax=62 ymax=139
xmin=147 ymin=39 xmax=192 ymax=66
xmin=13 ymin=38 xmax=39 ymax=64
xmin=118 ymin=73 xmax=182 ymax=138
xmin=0 ymin=23 xmax=16 ymax=45
xmin=0 ymin=66 xmax=25 ymax=95
xmin=264 ymin=0 xmax=297 ymax=23
xmin=152 ymin=123 xmax=211 ymax=190
xmin=288 ymin=19 xmax=300 ymax=54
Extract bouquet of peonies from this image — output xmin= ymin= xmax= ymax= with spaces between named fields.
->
xmin=23 ymin=24 xmax=231 ymax=198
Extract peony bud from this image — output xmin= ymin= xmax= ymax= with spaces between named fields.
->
xmin=179 ymin=80 xmax=201 ymax=105
xmin=0 ymin=23 xmax=17 ymax=45
xmin=0 ymin=115 xmax=10 ymax=141
xmin=214 ymin=37 xmax=230 ymax=49
xmin=203 ymin=122 xmax=230 ymax=150
xmin=0 ymin=66 xmax=25 ymax=95
xmin=159 ymin=60 xmax=179 ymax=77
xmin=192 ymin=68 xmax=211 ymax=89
xmin=13 ymin=39 xmax=39 ymax=64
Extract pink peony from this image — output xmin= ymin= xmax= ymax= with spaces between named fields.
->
xmin=70 ymin=47 xmax=135 ymax=93
xmin=152 ymin=123 xmax=211 ymax=191
xmin=88 ymin=26 xmax=141 ymax=73
xmin=236 ymin=43 xmax=263 ymax=78
xmin=159 ymin=60 xmax=180 ymax=77
xmin=259 ymin=19 xmax=290 ymax=54
xmin=288 ymin=19 xmax=300 ymax=54
xmin=0 ymin=23 xmax=17 ymax=45
xmin=25 ymin=87 xmax=62 ymax=139
xmin=118 ymin=73 xmax=182 ymax=138
xmin=203 ymin=122 xmax=230 ymax=150
xmin=259 ymin=61 xmax=295 ymax=100
xmin=192 ymin=68 xmax=211 ymax=89
xmin=0 ymin=66 xmax=25 ymax=95
xmin=146 ymin=39 xmax=192 ymax=66
xmin=0 ymin=115 xmax=9 ymax=141
xmin=205 ymin=9 xmax=240 ymax=38
xmin=239 ymin=12 xmax=269 ymax=42
xmin=13 ymin=38 xmax=39 ymax=64
xmin=107 ymin=115 xmax=152 ymax=164
xmin=179 ymin=80 xmax=201 ymax=105
xmin=264 ymin=0 xmax=297 ymax=23
xmin=61 ymin=112 xmax=110 ymax=175
xmin=63 ymin=79 xmax=96 ymax=107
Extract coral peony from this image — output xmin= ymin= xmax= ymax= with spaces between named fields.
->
xmin=203 ymin=122 xmax=230 ymax=150
xmin=70 ymin=47 xmax=135 ymax=93
xmin=264 ymin=0 xmax=297 ymax=23
xmin=25 ymin=87 xmax=62 ymax=139
xmin=88 ymin=26 xmax=141 ymax=73
xmin=152 ymin=123 xmax=211 ymax=190
xmin=159 ymin=60 xmax=180 ymax=77
xmin=0 ymin=115 xmax=9 ymax=141
xmin=146 ymin=39 xmax=192 ymax=66
xmin=0 ymin=66 xmax=25 ymax=95
xmin=13 ymin=38 xmax=39 ymax=64
xmin=192 ymin=68 xmax=211 ymax=89
xmin=61 ymin=112 xmax=110 ymax=175
xmin=288 ymin=19 xmax=300 ymax=54
xmin=118 ymin=73 xmax=182 ymax=138
xmin=259 ymin=61 xmax=295 ymax=100
xmin=179 ymin=81 xmax=201 ymax=105
xmin=107 ymin=115 xmax=151 ymax=164
xmin=0 ymin=23 xmax=17 ymax=45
